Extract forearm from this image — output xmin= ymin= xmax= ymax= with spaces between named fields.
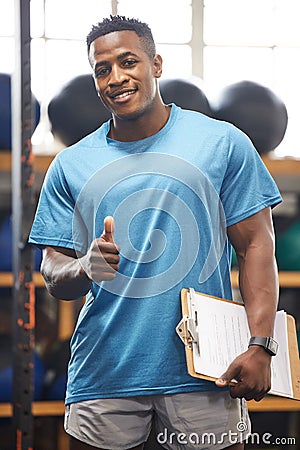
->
xmin=41 ymin=247 xmax=91 ymax=300
xmin=221 ymin=209 xmax=279 ymax=399
xmin=237 ymin=242 xmax=279 ymax=337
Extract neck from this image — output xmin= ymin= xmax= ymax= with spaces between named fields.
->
xmin=108 ymin=100 xmax=171 ymax=142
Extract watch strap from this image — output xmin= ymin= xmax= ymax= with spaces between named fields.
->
xmin=248 ymin=336 xmax=278 ymax=356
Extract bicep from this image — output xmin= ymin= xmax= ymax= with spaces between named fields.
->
xmin=227 ymin=207 xmax=275 ymax=257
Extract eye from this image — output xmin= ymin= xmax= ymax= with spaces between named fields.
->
xmin=122 ymin=59 xmax=137 ymax=67
xmin=95 ymin=67 xmax=110 ymax=78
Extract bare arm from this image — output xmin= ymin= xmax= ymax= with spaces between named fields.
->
xmin=41 ymin=216 xmax=120 ymax=300
xmin=215 ymin=207 xmax=279 ymax=401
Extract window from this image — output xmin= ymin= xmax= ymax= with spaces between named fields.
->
xmin=0 ymin=0 xmax=299 ymax=157
xmin=202 ymin=0 xmax=300 ymax=157
xmin=117 ymin=0 xmax=192 ymax=79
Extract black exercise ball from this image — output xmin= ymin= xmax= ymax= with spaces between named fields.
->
xmin=159 ymin=78 xmax=213 ymax=116
xmin=48 ymin=74 xmax=111 ymax=147
xmin=0 ymin=73 xmax=40 ymax=151
xmin=211 ymin=80 xmax=288 ymax=154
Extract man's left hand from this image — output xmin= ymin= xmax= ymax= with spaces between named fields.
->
xmin=215 ymin=346 xmax=272 ymax=401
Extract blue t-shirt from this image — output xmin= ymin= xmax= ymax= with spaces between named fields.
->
xmin=29 ymin=105 xmax=282 ymax=404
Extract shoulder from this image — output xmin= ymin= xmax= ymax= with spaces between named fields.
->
xmin=172 ymin=105 xmax=250 ymax=158
xmin=56 ymin=121 xmax=109 ymax=162
xmin=175 ymin=105 xmax=235 ymax=138
xmin=47 ymin=121 xmax=110 ymax=179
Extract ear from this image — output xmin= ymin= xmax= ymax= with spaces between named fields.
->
xmin=152 ymin=54 xmax=163 ymax=79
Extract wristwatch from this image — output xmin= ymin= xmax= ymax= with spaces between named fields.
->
xmin=248 ymin=336 xmax=278 ymax=356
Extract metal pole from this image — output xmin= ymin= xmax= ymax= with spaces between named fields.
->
xmin=12 ymin=0 xmax=36 ymax=448
xmin=111 ymin=0 xmax=118 ymax=16
xmin=191 ymin=0 xmax=205 ymax=78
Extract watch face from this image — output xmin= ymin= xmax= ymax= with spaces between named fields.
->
xmin=268 ymin=338 xmax=278 ymax=355
xmin=249 ymin=336 xmax=278 ymax=356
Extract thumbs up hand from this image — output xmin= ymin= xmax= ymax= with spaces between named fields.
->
xmin=80 ymin=216 xmax=120 ymax=283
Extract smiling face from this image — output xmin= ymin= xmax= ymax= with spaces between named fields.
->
xmin=89 ymin=30 xmax=163 ymax=122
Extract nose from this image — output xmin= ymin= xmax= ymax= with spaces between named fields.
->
xmin=109 ymin=64 xmax=128 ymax=85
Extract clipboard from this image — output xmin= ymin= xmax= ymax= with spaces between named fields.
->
xmin=176 ymin=288 xmax=300 ymax=400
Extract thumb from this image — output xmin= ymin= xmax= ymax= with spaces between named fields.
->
xmin=101 ymin=216 xmax=115 ymax=243
xmin=215 ymin=366 xmax=237 ymax=387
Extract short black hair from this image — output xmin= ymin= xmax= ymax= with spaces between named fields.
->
xmin=86 ymin=15 xmax=156 ymax=59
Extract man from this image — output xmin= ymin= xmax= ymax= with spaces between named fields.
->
xmin=29 ymin=15 xmax=282 ymax=450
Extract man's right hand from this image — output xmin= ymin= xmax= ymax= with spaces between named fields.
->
xmin=80 ymin=216 xmax=120 ymax=283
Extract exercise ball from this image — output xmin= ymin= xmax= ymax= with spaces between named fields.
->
xmin=48 ymin=74 xmax=111 ymax=147
xmin=0 ymin=73 xmax=40 ymax=151
xmin=0 ymin=214 xmax=42 ymax=271
xmin=159 ymin=78 xmax=212 ymax=116
xmin=211 ymin=80 xmax=288 ymax=154
xmin=275 ymin=219 xmax=300 ymax=271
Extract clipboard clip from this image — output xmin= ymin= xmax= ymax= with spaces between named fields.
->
xmin=176 ymin=315 xmax=197 ymax=349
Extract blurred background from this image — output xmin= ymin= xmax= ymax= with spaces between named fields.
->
xmin=1 ymin=1 xmax=300 ymax=449
xmin=1 ymin=0 xmax=300 ymax=157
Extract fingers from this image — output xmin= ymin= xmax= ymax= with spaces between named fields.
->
xmin=91 ymin=241 xmax=120 ymax=267
xmin=96 ymin=270 xmax=117 ymax=282
xmin=254 ymin=393 xmax=267 ymax=402
xmin=223 ymin=375 xmax=269 ymax=401
xmin=215 ymin=376 xmax=270 ymax=401
xmin=81 ymin=217 xmax=120 ymax=283
xmin=97 ymin=240 xmax=119 ymax=255
xmin=215 ymin=358 xmax=270 ymax=401
xmin=231 ymin=386 xmax=268 ymax=401
xmin=81 ymin=247 xmax=120 ymax=283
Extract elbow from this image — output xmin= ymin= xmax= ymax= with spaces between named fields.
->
xmin=40 ymin=263 xmax=61 ymax=299
xmin=42 ymin=277 xmax=87 ymax=301
xmin=40 ymin=260 xmax=68 ymax=300
xmin=41 ymin=265 xmax=90 ymax=301
xmin=44 ymin=282 xmax=61 ymax=300
xmin=40 ymin=249 xmax=91 ymax=300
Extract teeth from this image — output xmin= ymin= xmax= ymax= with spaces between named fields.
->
xmin=114 ymin=90 xmax=135 ymax=99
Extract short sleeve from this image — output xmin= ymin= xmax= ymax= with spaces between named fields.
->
xmin=220 ymin=125 xmax=282 ymax=227
xmin=29 ymin=156 xmax=79 ymax=250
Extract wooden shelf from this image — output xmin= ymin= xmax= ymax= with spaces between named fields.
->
xmin=248 ymin=397 xmax=300 ymax=412
xmin=0 ymin=272 xmax=77 ymax=339
xmin=0 ymin=397 xmax=299 ymax=418
xmin=1 ymin=151 xmax=300 ymax=176
xmin=262 ymin=156 xmax=300 ymax=176
xmin=1 ymin=271 xmax=299 ymax=289
xmin=0 ymin=401 xmax=65 ymax=418
xmin=0 ymin=151 xmax=54 ymax=173
xmin=0 ymin=272 xmax=45 ymax=287
xmin=230 ymin=270 xmax=300 ymax=288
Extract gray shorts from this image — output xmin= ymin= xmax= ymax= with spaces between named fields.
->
xmin=64 ymin=390 xmax=250 ymax=450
